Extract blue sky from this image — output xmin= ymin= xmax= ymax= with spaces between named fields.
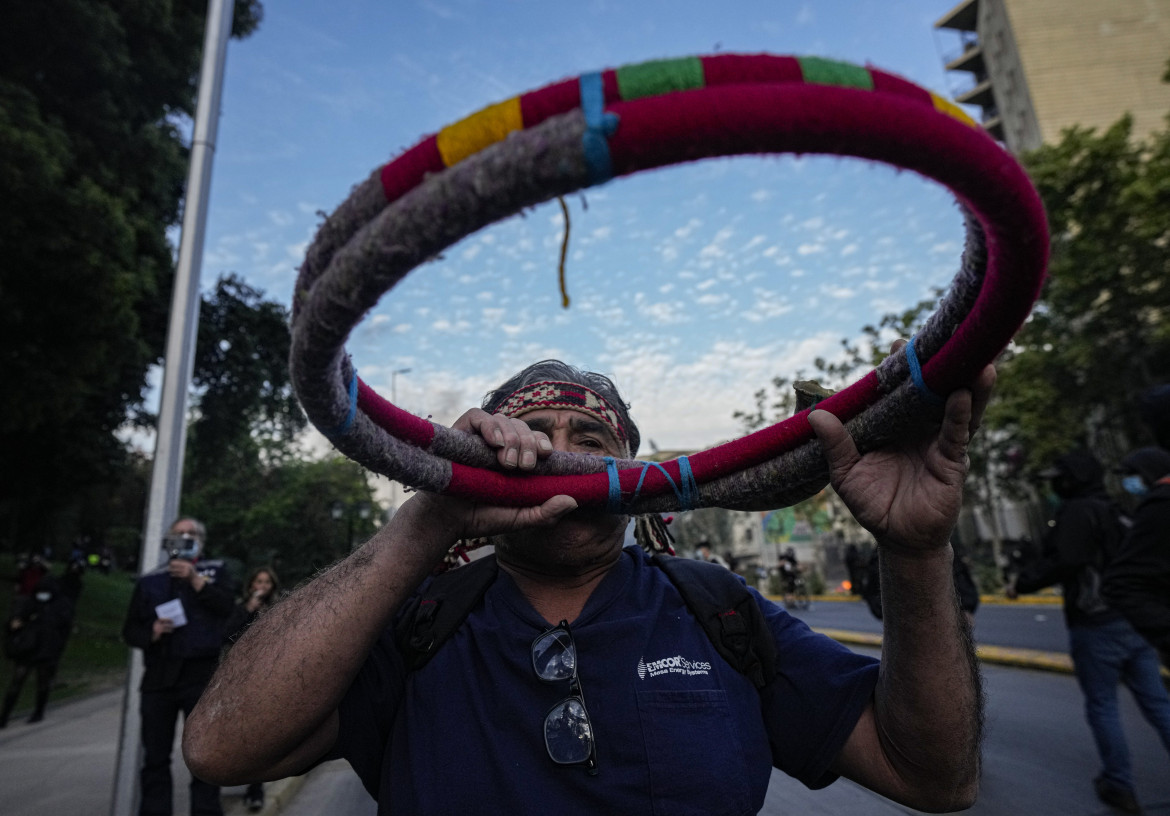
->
xmin=194 ymin=0 xmax=977 ymax=453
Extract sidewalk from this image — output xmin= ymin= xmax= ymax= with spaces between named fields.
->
xmin=0 ymin=687 xmax=306 ymax=816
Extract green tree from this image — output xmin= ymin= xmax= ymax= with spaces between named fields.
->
xmin=0 ymin=0 xmax=263 ymax=555
xmin=186 ymin=458 xmax=379 ymax=586
xmin=179 ymin=273 xmax=320 ymax=568
xmin=187 ymin=274 xmax=306 ymax=481
xmin=992 ymin=115 xmax=1170 ymax=473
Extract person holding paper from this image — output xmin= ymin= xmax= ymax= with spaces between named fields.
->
xmin=122 ymin=517 xmax=235 ymax=816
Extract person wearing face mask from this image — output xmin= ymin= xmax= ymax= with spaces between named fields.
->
xmin=1009 ymin=450 xmax=1170 ymax=814
xmin=1 ymin=575 xmax=74 ymax=727
xmin=122 ymin=517 xmax=235 ymax=816
xmin=1104 ymin=446 xmax=1170 ymax=671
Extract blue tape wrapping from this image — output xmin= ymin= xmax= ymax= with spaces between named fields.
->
xmin=605 ymin=455 xmax=701 ymax=514
xmin=604 ymin=456 xmax=623 ymax=514
xmin=579 ymin=72 xmax=620 ymax=186
xmin=906 ymin=335 xmax=945 ymax=405
xmin=324 ymin=368 xmax=360 ymax=437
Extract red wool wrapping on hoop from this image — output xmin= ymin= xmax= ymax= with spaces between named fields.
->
xmin=356 ymin=379 xmax=435 ymax=449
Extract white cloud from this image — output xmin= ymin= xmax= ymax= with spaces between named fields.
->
xmin=674 ymin=218 xmax=703 ymax=239
xmin=821 ymin=285 xmax=855 ymax=299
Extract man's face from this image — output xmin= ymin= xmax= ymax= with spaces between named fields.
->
xmin=168 ymin=520 xmax=203 ymax=560
xmin=518 ymin=407 xmax=626 ymax=458
xmin=496 ymin=407 xmax=629 ymax=563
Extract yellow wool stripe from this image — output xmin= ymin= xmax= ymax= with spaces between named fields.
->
xmin=436 ymin=96 xmax=524 ymax=167
xmin=931 ymin=93 xmax=977 ymax=128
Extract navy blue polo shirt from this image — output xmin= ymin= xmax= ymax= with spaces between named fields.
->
xmin=333 ymin=547 xmax=878 ymax=815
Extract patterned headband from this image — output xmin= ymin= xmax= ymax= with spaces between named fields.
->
xmin=496 ymin=381 xmax=629 ymax=450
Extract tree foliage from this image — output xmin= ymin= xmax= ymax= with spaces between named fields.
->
xmin=736 ymin=105 xmax=1170 ymax=553
xmin=991 ymin=115 xmax=1170 ymax=472
xmin=187 ymin=274 xmax=306 ymax=480
xmin=0 ymin=0 xmax=263 ymax=553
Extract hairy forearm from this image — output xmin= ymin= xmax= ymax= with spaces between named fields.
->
xmin=183 ymin=497 xmax=454 ymax=784
xmin=872 ymin=541 xmax=983 ymax=811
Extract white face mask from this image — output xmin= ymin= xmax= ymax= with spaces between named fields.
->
xmin=35 ymin=592 xmax=51 ymax=603
xmin=1122 ymin=475 xmax=1148 ymax=496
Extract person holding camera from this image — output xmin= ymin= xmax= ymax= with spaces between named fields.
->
xmin=122 ymin=518 xmax=235 ymax=816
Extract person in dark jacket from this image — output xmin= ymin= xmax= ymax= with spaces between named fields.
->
xmin=122 ymin=518 xmax=235 ymax=816
xmin=223 ymin=566 xmax=282 ymax=812
xmin=1104 ymin=446 xmax=1170 ymax=670
xmin=1009 ymin=450 xmax=1170 ymax=815
xmin=1 ymin=576 xmax=74 ymax=726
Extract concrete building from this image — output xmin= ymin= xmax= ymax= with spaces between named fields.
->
xmin=935 ymin=0 xmax=1170 ymax=153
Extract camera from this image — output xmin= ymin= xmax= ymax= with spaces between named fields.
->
xmin=163 ymin=533 xmax=201 ymax=562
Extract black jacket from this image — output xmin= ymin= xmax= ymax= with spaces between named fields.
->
xmin=5 ymin=577 xmax=73 ymax=665
xmin=1104 ymin=447 xmax=1170 ymax=652
xmin=1016 ymin=451 xmax=1124 ymax=628
xmin=122 ymin=559 xmax=235 ymax=692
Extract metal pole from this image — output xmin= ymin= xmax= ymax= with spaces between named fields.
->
xmin=110 ymin=2 xmax=235 ymax=814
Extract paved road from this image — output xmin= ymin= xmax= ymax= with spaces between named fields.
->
xmin=276 ymin=645 xmax=1170 ymax=816
xmin=785 ymin=595 xmax=1071 ymax=654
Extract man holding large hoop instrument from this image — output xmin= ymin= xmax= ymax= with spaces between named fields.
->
xmin=185 ymin=350 xmax=991 ymax=814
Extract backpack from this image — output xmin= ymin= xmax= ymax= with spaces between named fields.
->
xmin=1073 ymin=498 xmax=1129 ymax=617
xmin=394 ymin=552 xmax=779 ymax=690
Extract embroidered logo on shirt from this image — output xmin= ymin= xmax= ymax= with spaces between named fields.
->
xmin=637 ymin=654 xmax=712 ymax=679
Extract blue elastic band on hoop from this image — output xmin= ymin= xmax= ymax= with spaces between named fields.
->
xmin=604 ymin=455 xmax=701 ymax=514
xmin=579 ymin=72 xmax=619 ymax=186
xmin=324 ymin=369 xmax=360 ymax=437
xmin=905 ymin=335 xmax=945 ymax=405
xmin=678 ymin=456 xmax=699 ymax=510
xmin=603 ymin=456 xmax=623 ymax=514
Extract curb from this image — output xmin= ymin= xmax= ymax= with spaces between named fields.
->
xmin=817 ymin=627 xmax=1170 ymax=680
xmin=812 ymin=626 xmax=1076 ymax=674
xmin=766 ymin=593 xmax=1063 ymax=606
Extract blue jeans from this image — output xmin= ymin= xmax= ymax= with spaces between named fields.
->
xmin=1069 ymin=617 xmax=1170 ymax=791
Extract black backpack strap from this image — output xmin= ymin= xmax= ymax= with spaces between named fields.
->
xmin=394 ymin=554 xmax=499 ymax=672
xmin=651 ymin=553 xmax=778 ymax=690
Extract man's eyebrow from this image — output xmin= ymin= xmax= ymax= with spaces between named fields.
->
xmin=567 ymin=416 xmax=614 ymax=438
xmin=523 ymin=416 xmax=555 ymax=434
xmin=522 ymin=414 xmax=619 ymax=443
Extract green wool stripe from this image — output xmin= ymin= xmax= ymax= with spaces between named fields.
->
xmin=616 ymin=56 xmax=705 ymax=100
xmin=798 ymin=56 xmax=873 ymax=90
